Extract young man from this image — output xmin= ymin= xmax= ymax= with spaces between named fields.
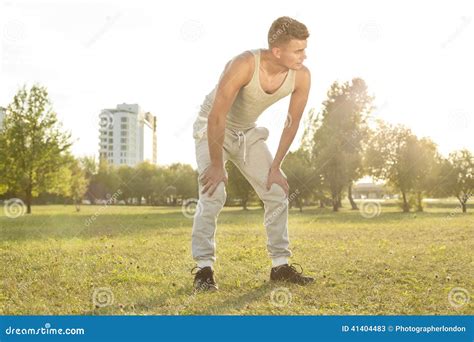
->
xmin=191 ymin=16 xmax=314 ymax=291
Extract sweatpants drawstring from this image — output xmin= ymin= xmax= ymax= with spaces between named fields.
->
xmin=230 ymin=128 xmax=247 ymax=165
xmin=198 ymin=124 xmax=249 ymax=165
xmin=233 ymin=130 xmax=247 ymax=165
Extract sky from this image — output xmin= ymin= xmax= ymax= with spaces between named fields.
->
xmin=1 ymin=0 xmax=473 ymax=169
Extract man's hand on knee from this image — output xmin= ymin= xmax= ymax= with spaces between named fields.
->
xmin=266 ymin=167 xmax=289 ymax=196
xmin=199 ymin=164 xmax=228 ymax=196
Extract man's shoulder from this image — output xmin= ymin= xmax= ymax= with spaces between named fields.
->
xmin=293 ymin=65 xmax=311 ymax=93
xmin=220 ymin=50 xmax=255 ymax=84
xmin=295 ymin=65 xmax=310 ymax=77
xmin=230 ymin=50 xmax=255 ymax=68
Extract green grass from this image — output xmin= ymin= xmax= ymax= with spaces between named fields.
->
xmin=0 ymin=202 xmax=472 ymax=315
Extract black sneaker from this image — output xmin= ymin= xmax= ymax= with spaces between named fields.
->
xmin=191 ymin=266 xmax=218 ymax=292
xmin=270 ymin=263 xmax=314 ymax=285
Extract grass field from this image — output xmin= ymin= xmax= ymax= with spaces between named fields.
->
xmin=1 ymin=201 xmax=472 ymax=315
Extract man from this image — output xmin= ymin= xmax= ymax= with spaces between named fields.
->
xmin=191 ymin=16 xmax=314 ymax=291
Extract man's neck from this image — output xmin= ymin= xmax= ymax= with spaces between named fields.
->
xmin=260 ymin=49 xmax=289 ymax=76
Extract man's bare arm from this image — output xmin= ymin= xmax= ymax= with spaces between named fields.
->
xmin=271 ymin=66 xmax=311 ymax=170
xmin=199 ymin=52 xmax=252 ymax=196
xmin=207 ymin=53 xmax=252 ymax=167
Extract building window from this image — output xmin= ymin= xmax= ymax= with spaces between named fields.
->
xmin=109 ymin=138 xmax=113 ymax=143
xmin=121 ymin=145 xmax=127 ymax=151
xmin=121 ymin=130 xmax=127 ymax=136
xmin=108 ymin=145 xmax=113 ymax=150
xmin=109 ymin=131 xmax=113 ymax=136
xmin=121 ymin=117 xmax=128 ymax=122
xmin=121 ymin=124 xmax=128 ymax=129
xmin=121 ymin=138 xmax=127 ymax=143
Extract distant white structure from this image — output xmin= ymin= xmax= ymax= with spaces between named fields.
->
xmin=0 ymin=107 xmax=6 ymax=129
xmin=98 ymin=103 xmax=157 ymax=166
xmin=353 ymin=182 xmax=396 ymax=199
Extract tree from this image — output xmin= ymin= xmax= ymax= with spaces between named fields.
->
xmin=411 ymin=138 xmax=440 ymax=211
xmin=435 ymin=150 xmax=473 ymax=213
xmin=282 ymin=149 xmax=319 ymax=212
xmin=0 ymin=84 xmax=72 ymax=213
xmin=301 ymin=110 xmax=331 ymax=208
xmin=89 ymin=159 xmax=120 ymax=202
xmin=149 ymin=168 xmax=166 ymax=205
xmin=131 ymin=162 xmax=158 ymax=205
xmin=305 ymin=78 xmax=373 ymax=211
xmin=67 ymin=156 xmax=89 ymax=211
xmin=116 ymin=165 xmax=136 ymax=204
xmin=226 ymin=161 xmax=256 ymax=210
xmin=365 ymin=121 xmax=435 ymax=212
xmin=165 ymin=163 xmax=198 ymax=204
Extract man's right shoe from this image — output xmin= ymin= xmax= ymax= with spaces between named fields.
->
xmin=191 ymin=266 xmax=218 ymax=292
xmin=270 ymin=263 xmax=315 ymax=285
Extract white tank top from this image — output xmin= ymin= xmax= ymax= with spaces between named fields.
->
xmin=193 ymin=48 xmax=296 ymax=139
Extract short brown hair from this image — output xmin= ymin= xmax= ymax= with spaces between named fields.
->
xmin=268 ymin=16 xmax=309 ymax=47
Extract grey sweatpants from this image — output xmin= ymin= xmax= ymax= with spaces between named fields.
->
xmin=191 ymin=125 xmax=292 ymax=268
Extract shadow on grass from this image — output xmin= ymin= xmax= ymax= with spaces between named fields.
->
xmin=206 ymin=282 xmax=275 ymax=315
xmin=171 ymin=281 xmax=275 ymax=315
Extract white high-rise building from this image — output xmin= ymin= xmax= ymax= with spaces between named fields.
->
xmin=98 ymin=103 xmax=157 ymax=166
xmin=0 ymin=107 xmax=6 ymax=130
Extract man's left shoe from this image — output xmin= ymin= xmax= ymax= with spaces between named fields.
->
xmin=270 ymin=263 xmax=314 ymax=285
xmin=191 ymin=266 xmax=219 ymax=292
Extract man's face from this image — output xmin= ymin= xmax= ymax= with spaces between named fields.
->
xmin=273 ymin=39 xmax=307 ymax=70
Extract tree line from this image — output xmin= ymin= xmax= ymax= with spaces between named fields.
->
xmin=0 ymin=84 xmax=472 ymax=214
